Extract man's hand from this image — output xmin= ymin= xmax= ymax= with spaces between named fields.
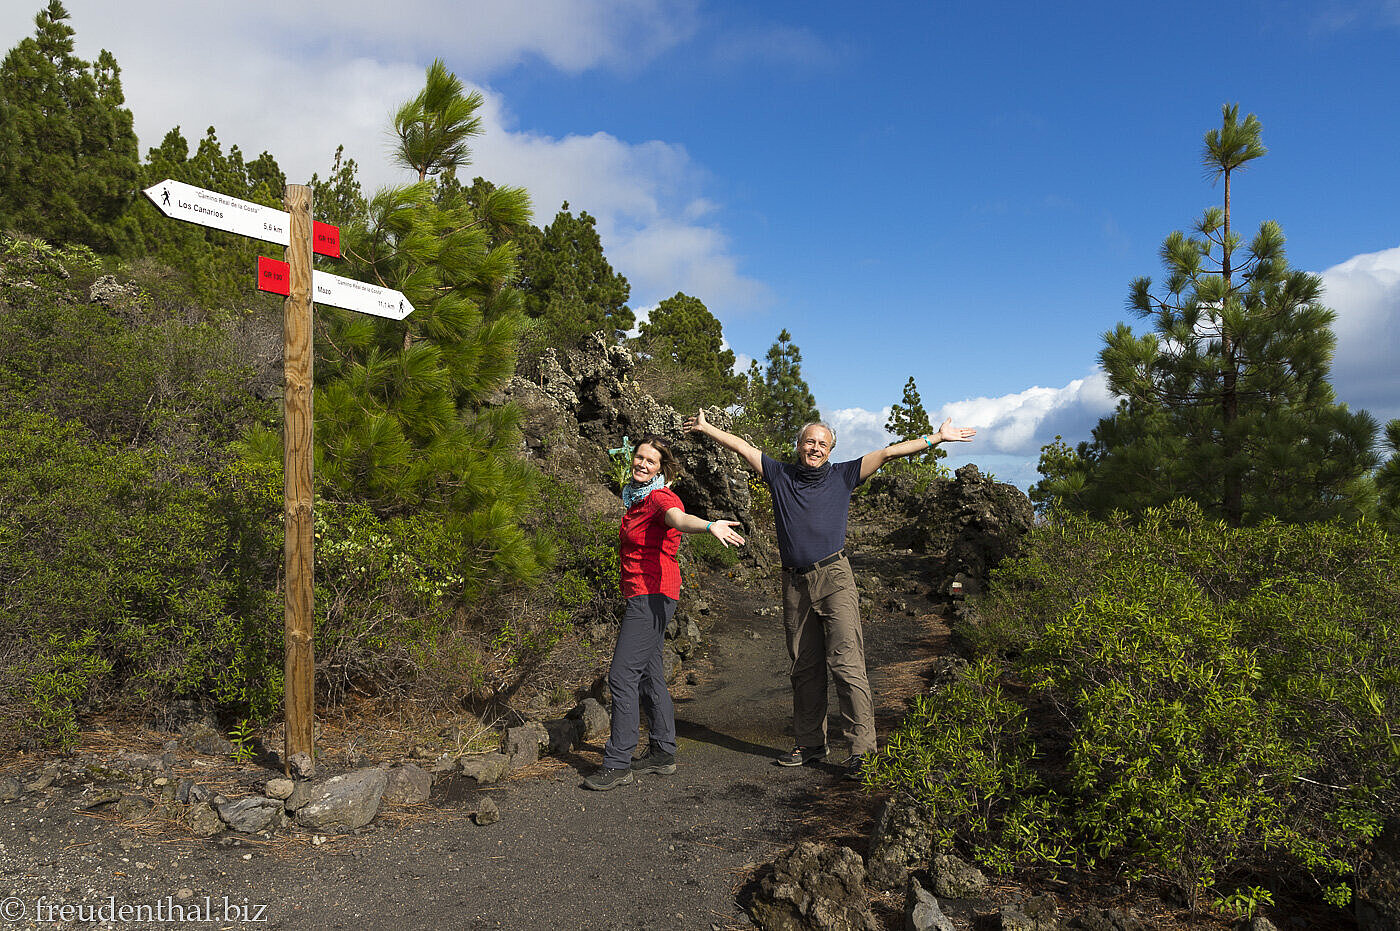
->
xmin=936 ymin=417 xmax=976 ymax=443
xmin=683 ymin=409 xmax=709 ymax=434
xmin=684 ymin=408 xmax=764 ymax=474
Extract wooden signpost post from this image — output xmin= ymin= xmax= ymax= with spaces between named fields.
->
xmin=281 ymin=186 xmax=315 ymax=777
xmin=144 ymin=179 xmax=414 ymax=777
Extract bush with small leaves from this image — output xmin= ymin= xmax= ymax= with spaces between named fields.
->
xmin=873 ymin=499 xmax=1398 ymax=913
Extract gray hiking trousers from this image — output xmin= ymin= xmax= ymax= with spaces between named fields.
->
xmin=781 ymin=555 xmax=875 ymax=756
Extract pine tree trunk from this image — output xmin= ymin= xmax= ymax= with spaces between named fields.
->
xmin=1221 ymin=168 xmax=1243 ymax=526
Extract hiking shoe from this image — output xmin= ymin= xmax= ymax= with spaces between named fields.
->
xmin=776 ymin=745 xmax=828 ymax=767
xmin=583 ymin=767 xmax=635 ymax=791
xmin=840 ymin=754 xmax=870 ymax=781
xmin=631 ymin=747 xmax=677 ymax=775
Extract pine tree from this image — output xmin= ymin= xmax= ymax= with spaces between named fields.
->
xmin=455 ymin=176 xmax=534 ymax=250
xmin=515 ymin=203 xmax=632 ymax=346
xmin=885 ymin=376 xmax=946 ymax=476
xmin=304 ymin=61 xmax=544 ymax=590
xmin=1091 ymin=104 xmax=1377 ymax=525
xmin=885 ymin=376 xmax=935 ymax=442
xmin=739 ymin=329 xmax=821 ymax=457
xmin=309 ymin=145 xmax=368 ymax=230
xmin=392 ymin=60 xmax=483 ymax=183
xmin=1028 ymin=435 xmax=1090 ymax=514
xmin=0 ymin=1 xmax=139 ymax=252
xmin=633 ymin=291 xmax=743 ymax=409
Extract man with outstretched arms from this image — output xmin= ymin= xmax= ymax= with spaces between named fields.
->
xmin=684 ymin=410 xmax=976 ymax=779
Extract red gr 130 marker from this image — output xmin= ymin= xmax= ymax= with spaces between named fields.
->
xmin=257 ymin=256 xmax=291 ymax=296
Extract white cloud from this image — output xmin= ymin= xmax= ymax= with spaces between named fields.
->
xmin=611 ymin=219 xmax=772 ymax=311
xmin=934 ymin=374 xmax=1117 ymax=456
xmin=821 ymin=375 xmax=1120 ymax=462
xmin=821 ymin=374 xmax=1120 ymax=491
xmin=1318 ymin=244 xmax=1400 ymax=424
xmin=710 ymin=23 xmax=841 ymax=70
xmin=1311 ymin=0 xmax=1400 ymax=34
xmin=626 ymin=304 xmax=656 ymax=339
xmin=469 ymin=103 xmax=770 ymax=313
xmin=42 ymin=1 xmax=697 ymax=82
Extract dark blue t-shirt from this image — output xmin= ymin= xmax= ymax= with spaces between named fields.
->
xmin=760 ymin=453 xmax=865 ymax=568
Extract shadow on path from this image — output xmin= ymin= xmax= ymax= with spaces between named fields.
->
xmin=675 ymin=717 xmax=779 ymax=762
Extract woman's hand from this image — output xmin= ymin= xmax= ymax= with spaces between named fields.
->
xmin=664 ymin=508 xmax=746 ymax=545
xmin=709 ymin=519 xmax=745 ymax=548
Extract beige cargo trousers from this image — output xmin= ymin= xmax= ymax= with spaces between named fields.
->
xmin=781 ymin=554 xmax=876 ymax=756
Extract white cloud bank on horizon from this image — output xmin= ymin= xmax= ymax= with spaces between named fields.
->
xmin=824 ymin=373 xmax=1116 ymax=458
xmin=822 ymin=374 xmax=1118 ymax=490
xmin=13 ymin=0 xmax=764 ymax=317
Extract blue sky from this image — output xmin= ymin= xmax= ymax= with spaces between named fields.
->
xmin=6 ymin=0 xmax=1398 ymax=487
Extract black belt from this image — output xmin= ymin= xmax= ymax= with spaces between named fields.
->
xmin=784 ymin=550 xmax=845 ymax=576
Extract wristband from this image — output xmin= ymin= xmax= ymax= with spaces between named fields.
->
xmin=706 ymin=521 xmax=714 ymax=531
xmin=923 ymin=436 xmax=933 ymax=448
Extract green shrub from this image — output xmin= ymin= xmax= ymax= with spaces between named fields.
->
xmin=1023 ymin=561 xmax=1318 ymax=902
xmin=16 ymin=629 xmax=111 ymax=748
xmin=311 ymin=496 xmax=496 ymax=702
xmin=1 ymin=237 xmax=273 ymax=452
xmin=0 ymin=407 xmax=543 ymax=734
xmin=531 ymin=475 xmax=620 ymax=622
xmin=881 ymin=455 xmax=950 ymax=490
xmin=868 ymin=658 xmax=1070 ymax=874
xmin=0 ymin=413 xmax=285 ymax=739
xmin=874 ymin=500 xmax=1399 ymax=911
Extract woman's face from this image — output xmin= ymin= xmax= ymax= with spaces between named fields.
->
xmin=632 ymin=443 xmax=663 ymax=484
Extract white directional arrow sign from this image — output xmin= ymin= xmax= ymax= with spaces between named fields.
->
xmin=256 ymin=256 xmax=414 ymax=319
xmin=144 ymin=179 xmax=341 ymax=256
xmin=145 ymin=178 xmax=288 ymax=244
xmin=312 ymin=269 xmax=414 ymax=320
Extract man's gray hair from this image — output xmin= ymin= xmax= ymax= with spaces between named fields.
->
xmin=794 ymin=421 xmax=837 ymax=452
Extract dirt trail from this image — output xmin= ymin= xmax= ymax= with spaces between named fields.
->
xmin=0 ymin=570 xmax=951 ymax=931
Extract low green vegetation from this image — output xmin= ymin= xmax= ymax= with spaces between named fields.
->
xmin=0 ymin=239 xmax=608 ymax=745
xmin=683 ymin=531 xmax=742 ymax=571
xmin=870 ymin=500 xmax=1399 ymax=913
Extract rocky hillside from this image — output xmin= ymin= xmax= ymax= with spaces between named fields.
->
xmin=504 ymin=331 xmax=1035 ymax=596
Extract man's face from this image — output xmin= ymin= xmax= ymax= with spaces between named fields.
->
xmin=796 ymin=425 xmax=833 ymax=468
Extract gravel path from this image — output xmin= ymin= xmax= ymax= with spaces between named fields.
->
xmin=0 ymin=572 xmax=946 ymax=930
